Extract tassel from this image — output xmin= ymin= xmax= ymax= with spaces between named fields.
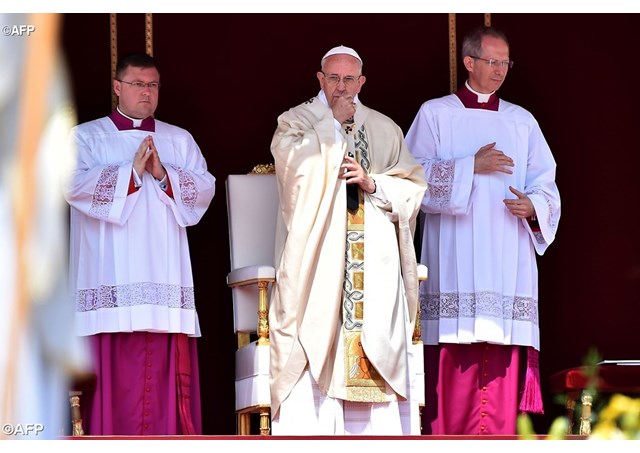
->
xmin=519 ymin=347 xmax=544 ymax=414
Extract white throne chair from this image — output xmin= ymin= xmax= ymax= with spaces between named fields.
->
xmin=226 ymin=165 xmax=278 ymax=435
xmin=226 ymin=165 xmax=427 ymax=435
xmin=402 ymin=263 xmax=428 ymax=435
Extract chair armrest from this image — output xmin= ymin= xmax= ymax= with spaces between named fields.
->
xmin=227 ymin=265 xmax=276 ymax=287
xmin=413 ymin=264 xmax=428 ymax=343
xmin=228 ymin=265 xmax=275 ymax=346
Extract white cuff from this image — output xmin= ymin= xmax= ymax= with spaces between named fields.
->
xmin=156 ymin=175 xmax=168 ymax=192
xmin=132 ymin=169 xmax=142 ymax=188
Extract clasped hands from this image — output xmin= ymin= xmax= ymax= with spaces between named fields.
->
xmin=133 ymin=135 xmax=166 ymax=181
xmin=474 ymin=142 xmax=534 ymax=219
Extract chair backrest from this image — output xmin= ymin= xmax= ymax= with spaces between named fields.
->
xmin=226 ymin=173 xmax=278 ymax=271
xmin=226 ymin=173 xmax=278 ymax=334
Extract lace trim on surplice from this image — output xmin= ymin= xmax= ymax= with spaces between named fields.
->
xmin=89 ymin=165 xmax=119 ymax=219
xmin=420 ymin=290 xmax=538 ymax=325
xmin=170 ymin=164 xmax=197 ymax=213
xmin=527 ymin=187 xmax=559 ymax=244
xmin=427 ymin=159 xmax=455 ymax=210
xmin=76 ymin=282 xmax=195 ymax=312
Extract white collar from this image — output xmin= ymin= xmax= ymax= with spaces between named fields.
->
xmin=117 ymin=106 xmax=144 ymax=128
xmin=465 ymin=81 xmax=494 ymax=103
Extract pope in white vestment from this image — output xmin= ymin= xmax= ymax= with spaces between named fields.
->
xmin=269 ymin=46 xmax=427 ymax=435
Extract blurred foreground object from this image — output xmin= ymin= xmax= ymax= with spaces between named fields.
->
xmin=0 ymin=12 xmax=90 ymax=439
xmin=590 ymin=394 xmax=640 ymax=439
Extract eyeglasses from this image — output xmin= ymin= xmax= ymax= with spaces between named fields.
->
xmin=117 ymin=80 xmax=161 ymax=90
xmin=470 ymin=56 xmax=514 ymax=69
xmin=322 ymin=72 xmax=361 ymax=87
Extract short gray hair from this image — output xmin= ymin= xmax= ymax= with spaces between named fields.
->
xmin=461 ymin=26 xmax=509 ymax=60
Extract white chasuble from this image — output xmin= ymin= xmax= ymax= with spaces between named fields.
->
xmin=270 ymin=95 xmax=427 ymax=417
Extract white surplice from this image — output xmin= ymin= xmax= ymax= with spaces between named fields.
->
xmin=405 ymin=94 xmax=560 ymax=350
xmin=65 ymin=118 xmax=215 ymax=337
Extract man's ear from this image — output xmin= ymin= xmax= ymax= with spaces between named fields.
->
xmin=463 ymin=56 xmax=474 ymax=73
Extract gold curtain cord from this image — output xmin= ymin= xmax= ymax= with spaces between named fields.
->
xmin=449 ymin=13 xmax=493 ymax=94
xmin=109 ymin=14 xmax=154 ymax=110
xmin=110 ymin=13 xmax=117 ymax=110
xmin=448 ymin=13 xmax=457 ymax=94
xmin=145 ymin=13 xmax=153 ymax=57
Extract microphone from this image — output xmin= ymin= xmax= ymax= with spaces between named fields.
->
xmin=344 ymin=105 xmax=358 ymax=211
xmin=346 ymin=150 xmax=359 ymax=211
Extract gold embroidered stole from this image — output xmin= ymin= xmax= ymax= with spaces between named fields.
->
xmin=342 ymin=123 xmax=387 ymax=402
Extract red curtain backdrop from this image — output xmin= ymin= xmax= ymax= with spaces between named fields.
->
xmin=62 ymin=13 xmax=640 ymax=435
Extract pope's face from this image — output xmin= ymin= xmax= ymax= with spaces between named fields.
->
xmin=317 ymin=54 xmax=366 ymax=102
